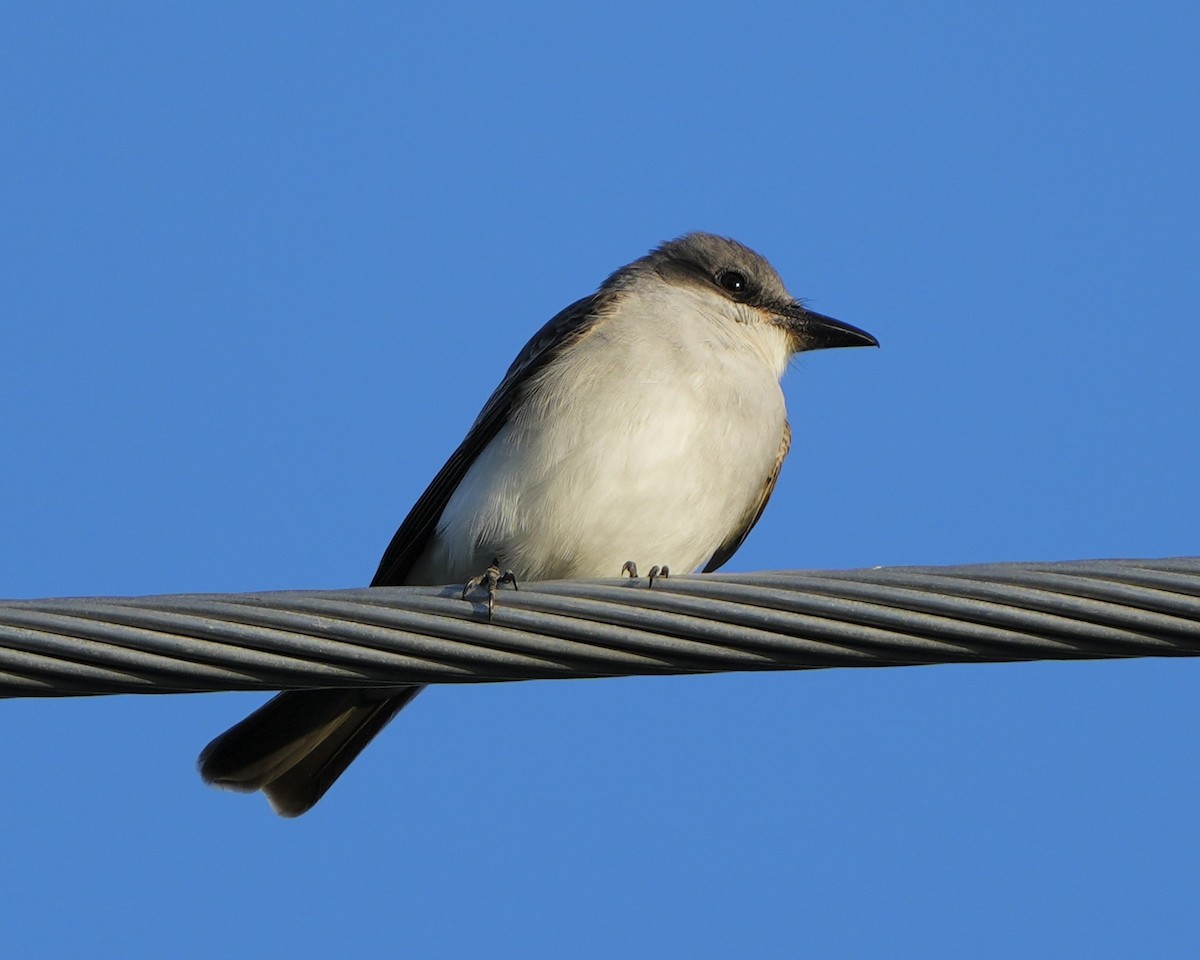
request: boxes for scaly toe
[462,558,518,620]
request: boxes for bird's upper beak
[776,302,878,352]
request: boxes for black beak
[778,303,878,352]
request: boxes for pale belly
[408,330,789,585]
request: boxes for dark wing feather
[372,292,611,586]
[702,422,791,573]
[198,292,615,818]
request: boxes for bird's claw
[462,557,518,620]
[621,561,669,588]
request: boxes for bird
[197,232,878,816]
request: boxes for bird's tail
[198,686,424,817]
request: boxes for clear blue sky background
[3,2,1198,957]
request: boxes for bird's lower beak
[778,303,878,352]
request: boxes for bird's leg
[462,557,519,620]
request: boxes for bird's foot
[462,557,518,620]
[621,561,669,588]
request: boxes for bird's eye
[717,270,747,294]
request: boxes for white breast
[408,284,792,584]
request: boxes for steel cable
[1,557,1198,698]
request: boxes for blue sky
[3,2,1199,956]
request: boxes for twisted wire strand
[1,557,1198,698]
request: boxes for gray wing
[702,422,791,573]
[372,292,612,586]
[198,301,621,818]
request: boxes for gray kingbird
[198,232,878,816]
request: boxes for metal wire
[2,557,1198,699]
